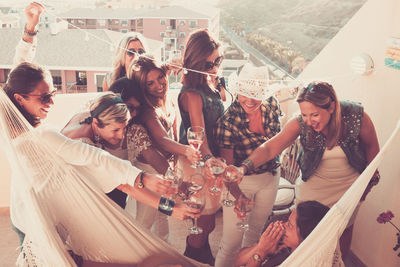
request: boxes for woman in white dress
[3,61,201,266]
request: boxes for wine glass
[236,193,254,231]
[187,126,205,167]
[164,166,182,200]
[206,157,226,194]
[222,165,242,207]
[177,173,205,200]
[184,190,206,235]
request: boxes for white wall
[290,0,400,265]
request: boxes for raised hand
[25,2,44,31]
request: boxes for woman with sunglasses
[4,62,201,266]
[239,81,380,260]
[102,32,147,91]
[177,28,227,265]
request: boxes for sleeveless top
[178,85,224,156]
[297,100,367,181]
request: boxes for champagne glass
[236,193,254,231]
[222,165,242,207]
[164,166,182,200]
[178,173,205,200]
[187,126,205,167]
[185,190,206,235]
[206,157,226,194]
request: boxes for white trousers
[125,161,169,242]
[215,170,279,267]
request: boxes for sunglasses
[126,48,146,57]
[21,90,57,104]
[204,56,223,71]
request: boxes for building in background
[58,5,219,60]
[0,28,162,93]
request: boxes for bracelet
[241,158,255,174]
[158,196,175,216]
[24,24,38,37]
[136,171,145,189]
[203,154,213,162]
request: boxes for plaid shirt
[215,97,282,175]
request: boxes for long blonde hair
[110,32,148,86]
[296,82,341,149]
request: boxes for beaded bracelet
[158,196,175,216]
[24,24,38,37]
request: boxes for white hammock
[0,89,206,266]
[280,120,400,266]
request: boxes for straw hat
[228,63,272,100]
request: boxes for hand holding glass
[187,126,205,167]
[222,165,242,207]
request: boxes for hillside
[220,0,366,60]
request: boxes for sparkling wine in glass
[164,166,182,200]
[185,191,206,234]
[187,126,205,167]
[236,194,254,231]
[222,165,242,207]
[207,157,226,194]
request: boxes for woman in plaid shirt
[215,64,283,267]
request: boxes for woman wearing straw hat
[214,63,282,267]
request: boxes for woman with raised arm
[177,28,227,265]
[240,81,380,259]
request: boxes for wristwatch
[136,171,145,189]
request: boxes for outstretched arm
[142,109,200,164]
[242,118,300,174]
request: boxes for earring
[94,133,101,144]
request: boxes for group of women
[4,2,382,267]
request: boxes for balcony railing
[67,85,87,94]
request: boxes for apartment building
[58,5,219,60]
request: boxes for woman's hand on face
[257,221,285,255]
[171,202,201,220]
[142,173,176,195]
[184,145,201,165]
[25,2,44,30]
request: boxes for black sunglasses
[21,90,57,105]
[204,56,223,71]
[126,48,146,57]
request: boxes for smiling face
[15,80,54,120]
[145,69,168,99]
[238,94,262,114]
[96,120,127,146]
[124,40,144,71]
[299,101,334,133]
[282,210,302,250]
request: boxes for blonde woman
[102,32,148,91]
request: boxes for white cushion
[274,177,295,207]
